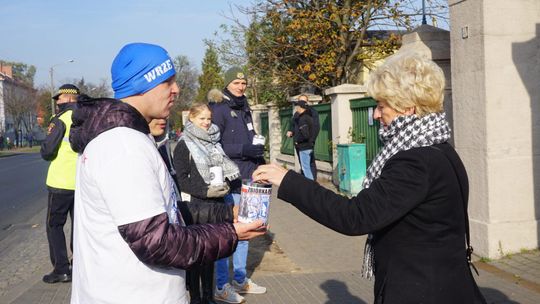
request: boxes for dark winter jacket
[277,143,485,304]
[210,90,265,190]
[69,97,238,269]
[293,111,314,151]
[173,140,233,225]
[289,106,320,144]
[41,103,78,161]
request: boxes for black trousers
[295,147,317,180]
[46,189,74,274]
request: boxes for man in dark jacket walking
[211,67,267,303]
[287,94,319,180]
[291,99,315,180]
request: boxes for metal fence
[279,108,294,155]
[350,97,381,166]
[312,103,332,162]
[260,112,269,146]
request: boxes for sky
[0,0,252,88]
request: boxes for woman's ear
[404,107,416,115]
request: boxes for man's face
[148,118,167,137]
[226,79,247,97]
[144,76,179,120]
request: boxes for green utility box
[337,143,366,196]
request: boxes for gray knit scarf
[180,121,240,184]
[361,112,451,280]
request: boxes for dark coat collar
[70,98,149,153]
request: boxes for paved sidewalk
[1,182,540,303]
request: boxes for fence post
[325,84,367,185]
[266,102,281,164]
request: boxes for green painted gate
[259,112,269,146]
[279,108,294,155]
[311,103,332,162]
[350,97,382,166]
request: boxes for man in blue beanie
[69,43,266,304]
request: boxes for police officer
[40,83,79,283]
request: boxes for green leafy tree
[36,87,53,127]
[0,60,36,86]
[213,0,447,102]
[196,45,223,102]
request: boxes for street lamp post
[421,0,427,25]
[49,59,75,115]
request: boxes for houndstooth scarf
[360,112,451,280]
[181,121,240,184]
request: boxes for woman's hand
[233,220,267,240]
[252,163,288,187]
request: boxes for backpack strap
[430,145,479,276]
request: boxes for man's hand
[233,220,267,240]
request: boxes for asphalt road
[0,153,49,241]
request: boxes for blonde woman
[173,103,241,304]
[253,52,487,304]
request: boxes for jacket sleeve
[298,116,312,143]
[40,117,66,161]
[277,151,430,236]
[172,140,209,199]
[288,112,297,133]
[118,212,238,269]
[294,115,312,144]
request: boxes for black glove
[242,144,264,158]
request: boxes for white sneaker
[232,278,267,294]
[214,283,245,303]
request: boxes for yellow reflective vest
[46,110,77,190]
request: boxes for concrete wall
[266,102,282,164]
[450,0,540,257]
[325,84,368,184]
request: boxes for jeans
[216,193,249,288]
[295,147,317,180]
[299,149,314,180]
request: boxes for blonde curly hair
[367,51,445,117]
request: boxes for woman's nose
[373,107,381,120]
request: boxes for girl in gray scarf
[173,103,240,304]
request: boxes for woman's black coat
[278,142,484,304]
[173,140,233,225]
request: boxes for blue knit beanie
[111,43,176,99]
